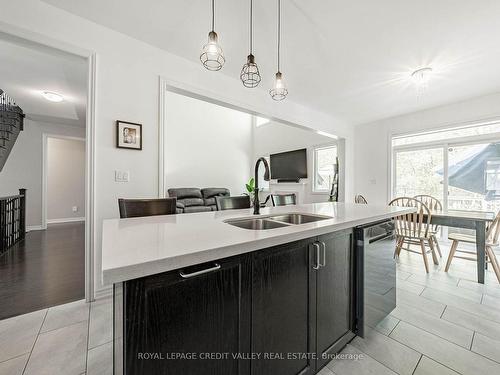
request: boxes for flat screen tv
[270,148,307,181]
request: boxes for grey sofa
[167,188,230,213]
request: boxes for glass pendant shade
[200,31,225,71]
[270,71,288,101]
[240,54,262,88]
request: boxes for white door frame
[42,134,86,228]
[0,27,98,303]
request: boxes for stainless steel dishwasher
[354,219,396,337]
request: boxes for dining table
[427,209,495,284]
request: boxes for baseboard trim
[47,217,85,224]
[26,225,44,232]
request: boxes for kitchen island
[102,202,413,375]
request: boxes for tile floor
[326,244,500,375]
[0,243,499,375]
[0,296,112,375]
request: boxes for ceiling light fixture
[270,0,288,101]
[200,0,225,71]
[41,91,64,103]
[240,0,261,88]
[411,67,432,87]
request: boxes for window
[392,123,500,214]
[394,147,444,198]
[392,120,500,147]
[486,158,500,198]
[313,145,337,192]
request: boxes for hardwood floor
[0,222,85,320]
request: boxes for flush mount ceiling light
[41,91,64,102]
[270,0,288,101]
[240,0,261,88]
[200,0,225,71]
[411,67,433,87]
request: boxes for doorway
[0,35,94,319]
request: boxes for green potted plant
[245,177,256,204]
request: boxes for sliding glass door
[393,139,500,213]
[394,147,445,202]
[447,143,500,212]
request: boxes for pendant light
[240,0,261,88]
[269,0,288,100]
[200,0,225,71]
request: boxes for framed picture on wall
[116,120,142,150]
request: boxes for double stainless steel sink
[225,213,331,230]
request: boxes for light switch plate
[115,170,121,182]
[115,170,130,182]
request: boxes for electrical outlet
[72,206,78,212]
[122,171,130,182]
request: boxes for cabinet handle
[312,243,321,270]
[320,241,326,267]
[179,263,221,278]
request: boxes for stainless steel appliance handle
[312,242,321,270]
[320,241,326,267]
[368,232,394,244]
[179,263,221,278]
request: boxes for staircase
[0,89,25,172]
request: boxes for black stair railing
[0,188,26,255]
[0,89,25,172]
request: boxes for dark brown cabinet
[315,230,354,369]
[249,231,354,374]
[119,230,355,375]
[123,255,252,375]
[251,239,316,375]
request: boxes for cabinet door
[124,255,251,375]
[316,230,353,369]
[251,239,316,375]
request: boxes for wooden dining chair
[215,195,251,211]
[445,211,500,283]
[118,197,177,218]
[389,197,439,273]
[413,195,443,257]
[271,193,296,207]
[354,194,368,204]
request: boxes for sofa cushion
[184,206,212,213]
[201,188,230,199]
[204,197,217,207]
[181,198,205,207]
[168,188,202,199]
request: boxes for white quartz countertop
[101,202,414,284]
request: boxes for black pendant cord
[249,0,253,54]
[211,0,215,32]
[277,0,281,72]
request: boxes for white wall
[165,91,252,195]
[0,119,85,227]
[0,0,354,295]
[354,92,500,205]
[47,137,85,222]
[253,121,338,203]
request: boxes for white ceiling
[0,33,87,127]
[42,0,500,125]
